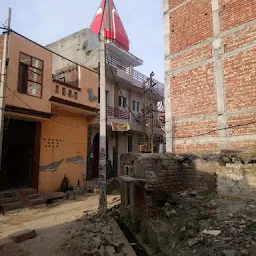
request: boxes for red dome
[90,0,130,51]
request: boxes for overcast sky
[0,0,164,82]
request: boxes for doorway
[128,135,133,152]
[0,118,38,190]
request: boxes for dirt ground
[0,194,131,256]
[145,192,256,256]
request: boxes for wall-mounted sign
[111,122,130,132]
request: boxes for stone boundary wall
[120,153,256,198]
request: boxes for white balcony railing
[106,53,130,74]
[106,53,164,97]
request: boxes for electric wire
[3,56,255,140]
[164,121,256,139]
[168,120,254,139]
[1,8,254,140]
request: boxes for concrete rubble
[10,229,36,243]
[131,189,256,256]
[60,210,136,256]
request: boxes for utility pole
[149,72,155,153]
[142,82,146,149]
[0,8,11,169]
[98,21,107,214]
[106,0,112,39]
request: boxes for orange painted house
[0,32,98,193]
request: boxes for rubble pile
[60,210,129,256]
[148,190,256,256]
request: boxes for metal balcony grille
[107,106,130,121]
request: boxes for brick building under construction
[163,0,256,153]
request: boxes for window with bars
[123,97,127,108]
[119,95,122,107]
[132,100,136,111]
[138,134,143,145]
[137,102,140,112]
[132,100,140,112]
[119,96,127,108]
[18,53,43,98]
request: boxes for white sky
[1,0,164,82]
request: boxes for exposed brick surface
[170,0,212,53]
[219,0,256,32]
[174,143,219,153]
[174,119,217,138]
[228,141,256,151]
[171,63,216,118]
[121,154,219,221]
[171,43,212,70]
[166,0,256,153]
[227,113,256,136]
[121,154,218,196]
[134,186,148,221]
[223,24,256,53]
[121,154,256,223]
[223,48,256,112]
[169,0,188,9]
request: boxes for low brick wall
[119,153,256,254]
[120,153,219,221]
[121,153,219,196]
[120,153,256,221]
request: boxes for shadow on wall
[119,152,256,216]
[118,152,256,254]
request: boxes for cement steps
[1,201,24,214]
[0,188,46,214]
[0,191,15,199]
[27,194,42,200]
[0,196,19,205]
[19,188,37,195]
[29,197,45,206]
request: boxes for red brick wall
[166,0,256,153]
[228,141,256,151]
[227,113,256,136]
[174,143,219,153]
[170,0,213,54]
[171,43,212,69]
[223,48,256,112]
[223,24,256,53]
[171,63,216,118]
[219,0,256,31]
[174,119,218,138]
[169,0,187,9]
